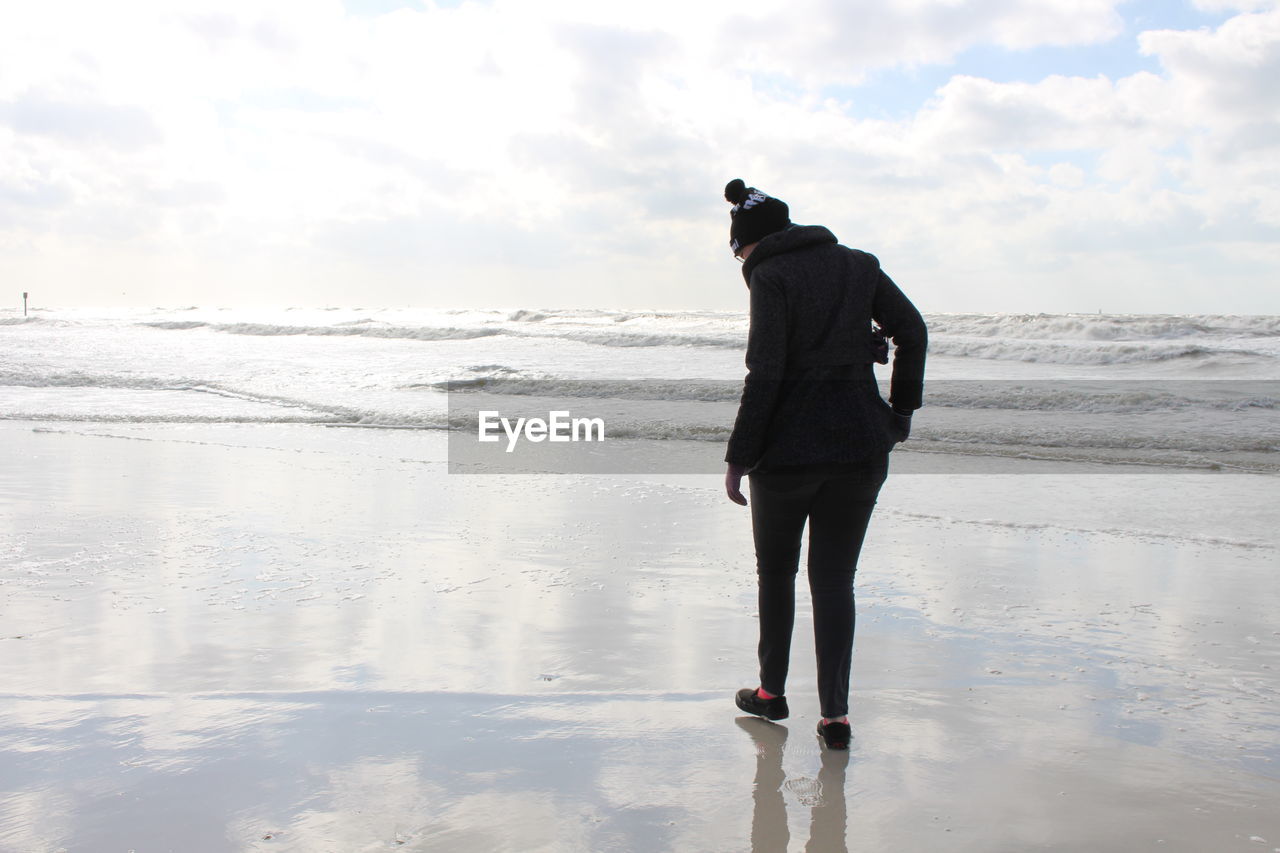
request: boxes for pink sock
[822,716,848,725]
[756,688,777,700]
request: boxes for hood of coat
[740,224,839,285]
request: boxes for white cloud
[1191,0,1279,11]
[722,0,1124,83]
[0,1,1276,311]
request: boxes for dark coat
[725,224,928,470]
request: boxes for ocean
[3,306,1277,474]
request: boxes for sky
[1,0,1278,313]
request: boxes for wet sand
[1,422,1277,852]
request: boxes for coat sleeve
[725,274,788,467]
[871,267,927,412]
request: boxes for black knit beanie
[725,178,791,254]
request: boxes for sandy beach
[5,0,1280,848]
[1,420,1276,852]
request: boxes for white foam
[2,306,1277,471]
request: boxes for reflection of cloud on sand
[0,783,75,853]
[228,756,444,852]
[0,691,751,851]
[3,425,1280,850]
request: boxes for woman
[721,178,927,750]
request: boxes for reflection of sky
[1,423,1278,850]
[856,509,1280,777]
[3,686,1276,851]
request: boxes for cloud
[554,22,676,123]
[0,94,162,150]
[673,7,1280,310]
[720,0,1125,84]
[1191,0,1279,11]
[138,181,227,207]
[0,1,1276,311]
[1140,8,1280,119]
[0,151,75,213]
[183,10,300,53]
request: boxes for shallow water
[1,423,1277,851]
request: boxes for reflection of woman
[722,179,927,750]
[738,716,850,853]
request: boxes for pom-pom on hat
[725,178,791,254]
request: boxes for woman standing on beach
[721,178,927,750]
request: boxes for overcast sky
[1,0,1277,313]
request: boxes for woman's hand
[725,463,749,505]
[890,408,913,443]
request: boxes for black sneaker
[816,719,851,750]
[735,687,789,721]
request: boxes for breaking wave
[120,310,1280,366]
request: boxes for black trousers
[748,454,888,719]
